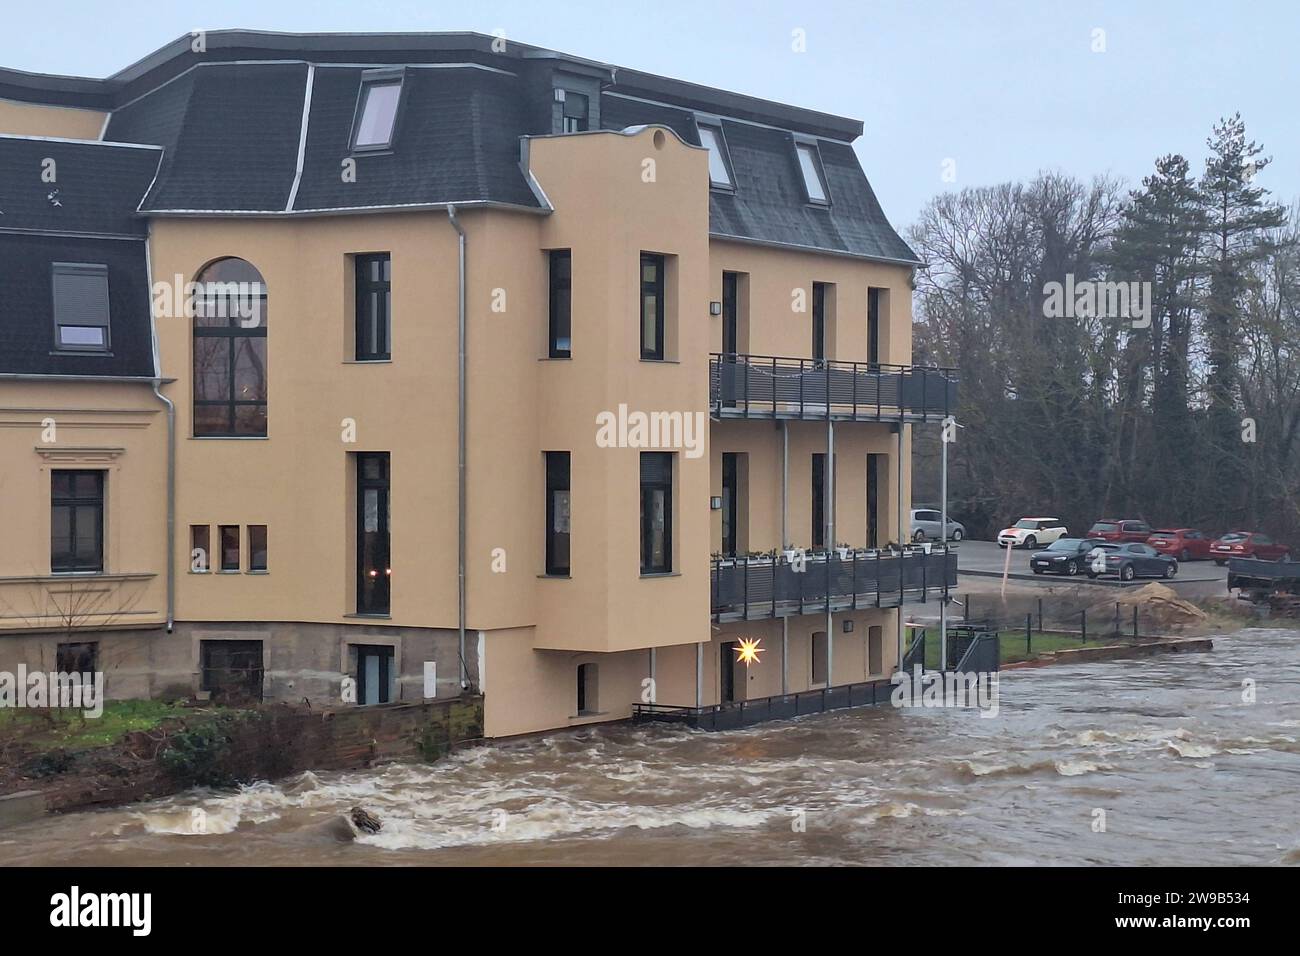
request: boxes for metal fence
[710,353,958,420]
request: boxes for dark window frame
[356,453,392,615]
[192,258,268,438]
[812,282,828,363]
[640,452,673,574]
[561,91,590,133]
[50,470,104,573]
[218,524,241,572]
[548,249,572,358]
[812,454,826,550]
[639,253,666,361]
[348,70,405,153]
[190,524,211,572]
[697,120,736,190]
[545,451,571,576]
[355,644,395,705]
[794,140,832,206]
[354,253,392,360]
[721,452,739,557]
[51,262,111,353]
[249,525,268,572]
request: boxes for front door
[720,641,737,703]
[356,645,395,705]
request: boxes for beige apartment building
[0,31,956,738]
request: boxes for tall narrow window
[51,471,103,573]
[640,452,673,573]
[796,142,830,204]
[576,663,598,714]
[548,250,572,358]
[561,92,589,133]
[812,282,827,363]
[720,642,737,703]
[721,272,739,356]
[193,258,268,437]
[698,123,733,188]
[640,253,665,360]
[52,263,111,352]
[219,525,240,571]
[351,75,403,150]
[867,288,882,367]
[867,454,882,548]
[545,452,571,576]
[190,525,210,572]
[355,253,391,360]
[811,631,829,686]
[357,453,391,614]
[868,626,883,676]
[249,525,268,572]
[721,452,739,557]
[812,454,826,550]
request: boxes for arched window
[192,258,268,436]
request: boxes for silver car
[910,508,964,542]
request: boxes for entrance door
[356,645,395,705]
[720,641,737,703]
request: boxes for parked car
[1086,542,1177,581]
[1087,519,1152,543]
[1029,537,1107,576]
[1147,528,1212,562]
[910,508,965,542]
[997,517,1067,549]
[1210,531,1292,565]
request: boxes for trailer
[1227,557,1300,616]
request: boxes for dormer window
[351,72,404,151]
[561,91,589,133]
[795,141,830,205]
[698,122,734,189]
[52,263,111,352]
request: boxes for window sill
[539,355,572,361]
[49,350,114,357]
[345,358,392,364]
[639,358,679,364]
[247,569,270,575]
[538,573,571,579]
[639,570,680,579]
[190,436,270,441]
[217,569,241,575]
[344,612,393,620]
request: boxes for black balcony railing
[710,547,956,621]
[710,353,957,421]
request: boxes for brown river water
[1,626,1298,866]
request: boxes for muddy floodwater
[2,627,1298,866]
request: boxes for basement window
[698,122,734,189]
[52,263,111,352]
[351,73,404,151]
[577,663,598,715]
[795,142,830,205]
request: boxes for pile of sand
[1087,582,1208,629]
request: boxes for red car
[1086,519,1152,543]
[1210,531,1293,565]
[1147,528,1212,562]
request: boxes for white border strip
[285,64,315,212]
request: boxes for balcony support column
[649,646,656,700]
[896,423,905,671]
[826,418,834,685]
[781,617,789,695]
[781,420,789,547]
[940,418,949,671]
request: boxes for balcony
[710,353,957,422]
[711,547,956,622]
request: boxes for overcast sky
[4,0,1297,230]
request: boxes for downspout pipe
[151,381,175,633]
[447,205,469,690]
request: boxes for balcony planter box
[782,548,802,564]
[835,547,851,560]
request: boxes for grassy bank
[910,629,1148,669]
[0,700,193,749]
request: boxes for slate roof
[0,137,159,377]
[1,30,918,256]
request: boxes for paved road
[952,539,1229,589]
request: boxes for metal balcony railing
[710,353,957,421]
[710,547,957,622]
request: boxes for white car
[997,517,1067,549]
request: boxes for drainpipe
[940,419,948,671]
[151,382,175,633]
[447,205,469,690]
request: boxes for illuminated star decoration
[735,638,763,665]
